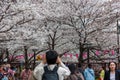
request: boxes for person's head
[68,63,76,74]
[10,66,14,70]
[46,50,58,65]
[78,63,82,68]
[100,66,105,71]
[25,66,30,71]
[108,61,117,71]
[88,63,92,68]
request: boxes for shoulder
[34,63,45,73]
[84,68,88,72]
[75,72,83,78]
[116,70,120,74]
[58,66,68,71]
[105,70,110,75]
[21,69,25,74]
[89,68,94,71]
[57,66,70,75]
[34,64,45,76]
[67,74,77,80]
[84,68,87,71]
[105,70,109,73]
[33,66,44,79]
[34,66,44,73]
[101,70,105,73]
[28,70,32,74]
[116,70,120,72]
[77,72,83,76]
[57,66,65,72]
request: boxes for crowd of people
[1,50,120,80]
[33,50,120,80]
[0,63,18,80]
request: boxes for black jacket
[104,70,120,80]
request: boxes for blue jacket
[84,68,95,80]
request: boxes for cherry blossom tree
[40,0,120,63]
[0,0,120,64]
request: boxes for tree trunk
[24,46,28,68]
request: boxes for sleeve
[104,71,107,80]
[100,70,105,80]
[33,62,45,80]
[117,70,120,80]
[83,70,86,79]
[59,62,71,76]
[93,70,95,79]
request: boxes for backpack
[42,66,59,80]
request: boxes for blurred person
[2,67,9,80]
[34,50,70,80]
[20,67,32,80]
[77,63,84,75]
[65,63,84,80]
[84,63,95,80]
[4,64,15,80]
[99,66,105,80]
[104,62,120,80]
[0,65,4,79]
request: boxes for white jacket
[33,62,70,80]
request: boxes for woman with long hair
[104,61,120,80]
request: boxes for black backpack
[42,66,59,80]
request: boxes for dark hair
[108,61,117,71]
[46,50,58,65]
[78,63,82,68]
[25,66,30,71]
[102,66,105,70]
[68,64,76,74]
[0,65,2,68]
[88,63,92,68]
[10,66,14,70]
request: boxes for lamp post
[117,20,120,62]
